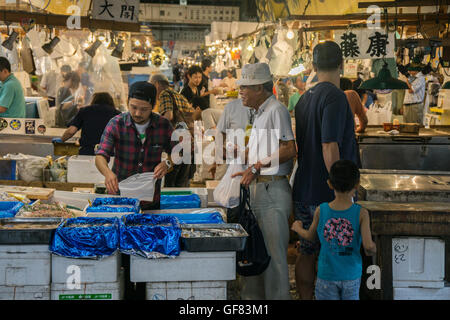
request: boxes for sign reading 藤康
[92,0,140,23]
[335,29,395,60]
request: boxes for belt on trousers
[404,102,422,106]
[255,175,287,183]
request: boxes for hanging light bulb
[219,48,225,55]
[145,39,151,47]
[135,39,141,46]
[247,44,253,51]
[82,42,89,48]
[286,30,295,40]
[98,34,106,42]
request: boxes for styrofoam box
[51,252,121,284]
[67,155,114,184]
[0,245,50,286]
[130,251,236,282]
[162,187,208,208]
[146,281,227,300]
[51,271,124,300]
[394,284,450,300]
[0,285,50,300]
[392,237,445,287]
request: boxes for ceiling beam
[358,1,450,8]
[288,13,450,21]
[0,10,140,32]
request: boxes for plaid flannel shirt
[96,112,175,205]
[157,87,193,116]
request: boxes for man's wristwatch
[165,159,173,170]
[250,165,260,175]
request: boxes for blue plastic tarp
[153,212,224,224]
[160,194,201,209]
[119,214,181,258]
[0,201,24,218]
[50,217,120,259]
[86,197,140,213]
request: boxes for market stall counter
[357,201,450,300]
[358,172,450,300]
[357,126,450,171]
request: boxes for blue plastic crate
[153,212,224,224]
[160,194,201,209]
[86,197,140,213]
[119,214,181,258]
[0,201,24,218]
[50,217,120,258]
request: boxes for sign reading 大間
[335,29,395,60]
[92,0,140,23]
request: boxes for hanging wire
[28,0,52,11]
[302,0,311,16]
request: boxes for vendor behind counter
[0,57,26,118]
[56,92,121,155]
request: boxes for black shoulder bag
[236,185,271,276]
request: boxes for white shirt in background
[217,98,252,133]
[40,71,60,98]
[221,77,237,91]
[404,72,426,104]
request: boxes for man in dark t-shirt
[292,41,359,300]
[58,93,121,155]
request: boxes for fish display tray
[0,218,63,244]
[181,224,248,252]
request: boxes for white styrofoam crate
[161,187,208,208]
[146,281,227,300]
[67,155,113,184]
[130,251,236,282]
[51,271,124,300]
[51,252,121,284]
[0,245,50,286]
[392,237,445,287]
[394,284,450,300]
[0,285,50,300]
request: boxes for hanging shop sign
[92,0,140,23]
[335,29,395,60]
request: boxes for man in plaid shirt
[151,74,194,187]
[95,81,175,210]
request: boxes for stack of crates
[130,251,236,300]
[392,237,450,300]
[0,245,51,300]
[50,253,124,300]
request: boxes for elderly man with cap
[95,81,175,210]
[232,63,297,300]
[150,73,194,187]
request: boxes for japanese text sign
[335,29,395,60]
[92,0,140,23]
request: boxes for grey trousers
[240,178,292,300]
[403,102,424,124]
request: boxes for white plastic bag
[3,153,50,182]
[119,172,156,201]
[366,102,392,125]
[213,164,244,208]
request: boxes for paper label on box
[59,293,112,300]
